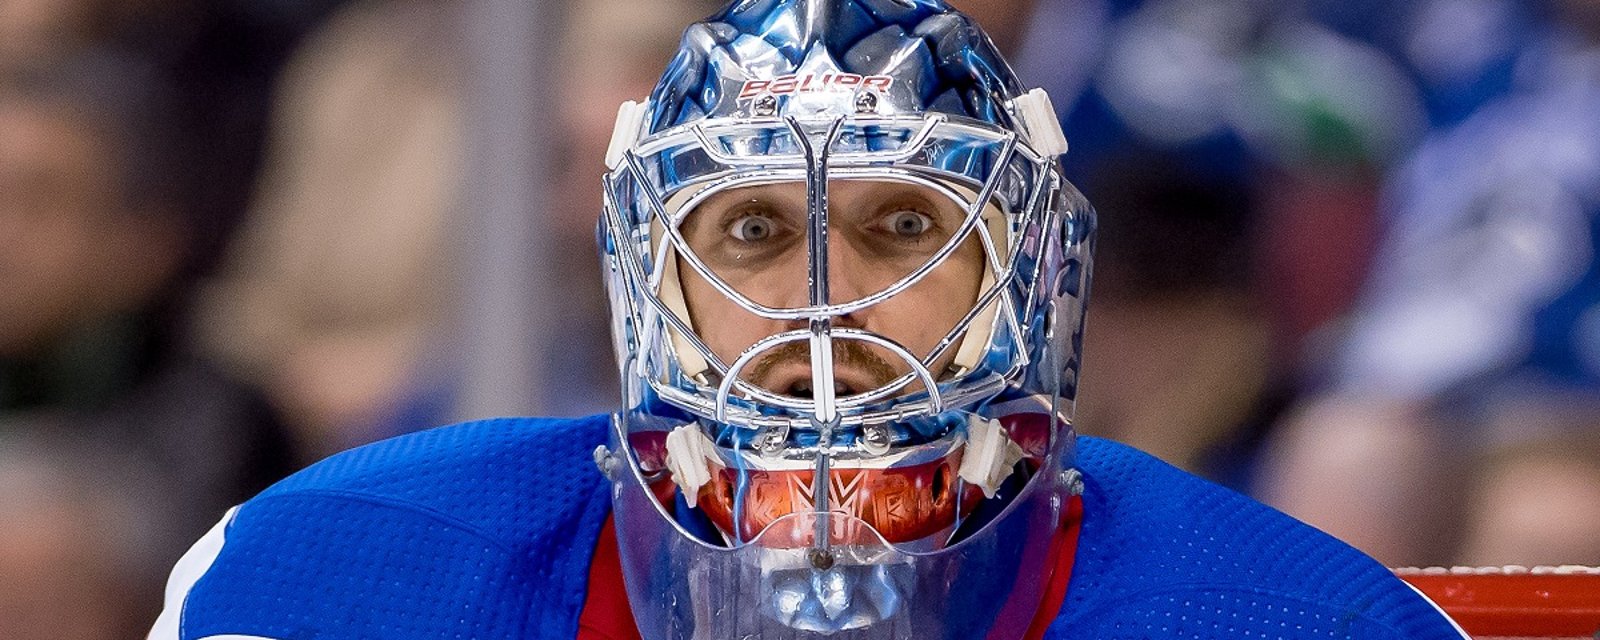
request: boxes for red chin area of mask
[695,459,986,547]
[627,412,1057,548]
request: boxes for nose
[775,239,874,329]
[826,238,874,308]
[765,232,873,324]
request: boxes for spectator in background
[194,0,467,458]
[0,55,299,634]
[0,0,96,68]
[1259,0,1600,567]
[1074,149,1271,475]
[1009,0,1431,483]
[191,0,736,457]
[2,1,347,637]
[0,58,297,507]
[1300,0,1537,129]
[0,430,171,640]
[197,0,1047,455]
[0,0,349,272]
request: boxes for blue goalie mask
[596,1,1095,637]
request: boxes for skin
[1458,444,1600,565]
[677,179,986,397]
[0,101,182,358]
[0,453,144,640]
[1258,398,1462,566]
[1262,397,1600,566]
[0,0,92,66]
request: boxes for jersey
[149,415,1467,639]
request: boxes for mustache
[746,339,901,390]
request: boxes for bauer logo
[739,73,894,99]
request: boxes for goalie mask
[596,1,1094,637]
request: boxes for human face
[0,103,115,355]
[675,179,987,398]
[0,101,180,357]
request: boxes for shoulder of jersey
[1050,437,1468,639]
[159,415,617,640]
[250,414,614,544]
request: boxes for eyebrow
[687,181,962,231]
[844,184,959,219]
[697,185,802,215]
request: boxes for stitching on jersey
[245,489,523,556]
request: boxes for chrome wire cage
[593,1,1096,636]
[602,113,1081,439]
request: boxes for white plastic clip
[958,415,1026,499]
[605,100,650,170]
[664,424,723,507]
[1012,88,1069,156]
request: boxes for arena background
[2,0,1597,636]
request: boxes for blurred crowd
[2,0,1598,637]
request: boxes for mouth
[744,341,904,400]
[786,379,863,399]
[756,362,887,400]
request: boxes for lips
[744,340,904,398]
[769,363,891,400]
[786,379,862,399]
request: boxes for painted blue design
[647,0,1020,134]
[598,3,1100,637]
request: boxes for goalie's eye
[729,213,777,242]
[886,210,934,238]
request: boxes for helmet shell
[646,0,1025,133]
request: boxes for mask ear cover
[651,206,713,384]
[606,100,650,170]
[1011,89,1068,157]
[610,99,714,382]
[948,196,1010,376]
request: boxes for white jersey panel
[148,507,241,640]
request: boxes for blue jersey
[150,416,1465,639]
